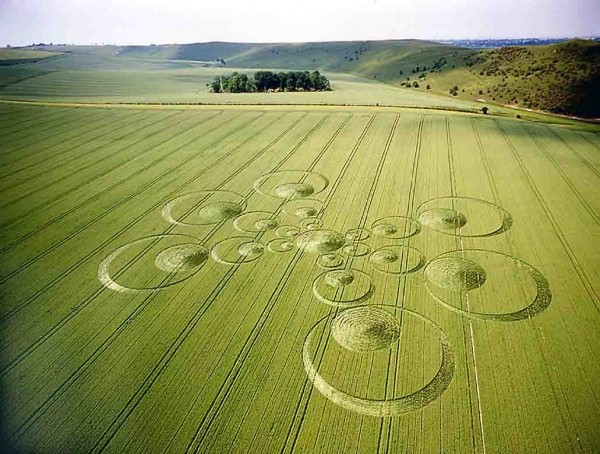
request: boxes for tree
[481,106,489,114]
[426,84,431,90]
[412,81,419,88]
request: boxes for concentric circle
[300,217,324,230]
[303,305,455,416]
[424,249,551,321]
[155,244,209,272]
[345,228,371,242]
[371,216,421,239]
[312,269,373,307]
[369,245,425,275]
[233,211,280,233]
[282,199,324,219]
[162,190,246,226]
[98,234,208,293]
[342,243,370,258]
[296,229,346,254]
[210,237,266,265]
[267,238,295,253]
[317,253,344,269]
[331,306,401,352]
[417,197,512,237]
[276,225,300,238]
[253,170,329,199]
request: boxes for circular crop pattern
[417,197,512,237]
[282,199,324,219]
[98,234,208,293]
[211,237,266,265]
[369,245,425,275]
[300,217,324,230]
[296,229,346,254]
[424,249,551,321]
[155,244,209,273]
[425,257,487,291]
[345,228,371,242]
[371,216,421,239]
[341,243,370,258]
[331,306,401,352]
[303,305,455,416]
[233,211,280,233]
[162,190,246,227]
[312,269,373,307]
[253,170,329,199]
[317,253,344,269]
[267,238,295,253]
[276,225,300,238]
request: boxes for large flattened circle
[162,190,246,227]
[296,229,346,255]
[417,196,512,237]
[312,269,374,307]
[253,170,329,199]
[424,249,551,321]
[303,305,455,417]
[98,234,208,293]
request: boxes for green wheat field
[1,100,599,452]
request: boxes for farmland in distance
[0,101,599,453]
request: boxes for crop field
[1,101,599,453]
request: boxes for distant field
[1,102,599,452]
[0,48,62,65]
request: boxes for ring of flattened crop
[98,234,208,293]
[423,249,551,321]
[303,305,455,417]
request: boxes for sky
[1,0,599,47]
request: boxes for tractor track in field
[7,111,321,444]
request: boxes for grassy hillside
[114,39,599,118]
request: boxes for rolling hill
[114,39,600,118]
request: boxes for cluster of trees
[209,70,331,93]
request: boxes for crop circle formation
[233,211,280,233]
[303,305,455,416]
[312,269,373,306]
[98,234,208,293]
[371,216,421,239]
[295,229,346,255]
[369,245,425,275]
[162,190,246,226]
[282,198,324,219]
[417,196,512,237]
[253,170,329,199]
[424,249,552,321]
[210,237,266,265]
